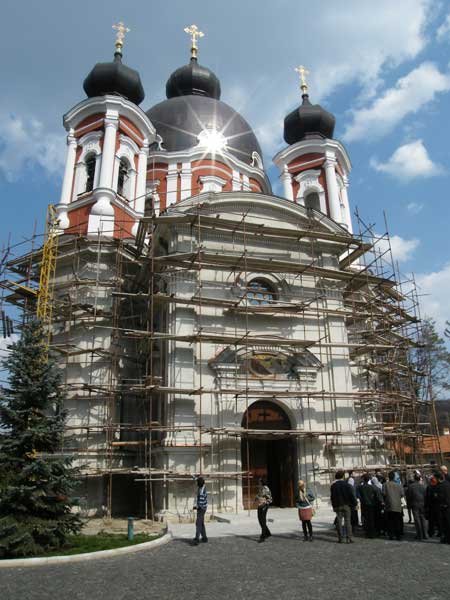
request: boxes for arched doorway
[241,400,297,509]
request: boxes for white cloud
[343,63,450,142]
[416,263,450,333]
[376,234,420,263]
[390,235,420,262]
[0,112,64,182]
[309,1,432,101]
[370,140,443,180]
[407,202,424,214]
[231,1,434,159]
[437,13,450,41]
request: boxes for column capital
[104,116,119,129]
[67,132,77,146]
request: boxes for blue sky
[1,0,450,336]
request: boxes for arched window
[85,154,96,193]
[246,279,276,305]
[117,158,129,198]
[304,191,321,211]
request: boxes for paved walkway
[2,509,450,600]
[169,505,336,539]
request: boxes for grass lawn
[35,532,162,557]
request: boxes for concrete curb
[0,531,172,568]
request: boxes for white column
[134,146,149,214]
[180,161,192,200]
[55,132,77,229]
[324,156,341,223]
[242,174,250,191]
[281,165,294,201]
[89,116,118,236]
[98,117,118,188]
[341,175,353,233]
[132,146,149,236]
[166,163,178,207]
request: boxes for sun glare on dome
[197,128,227,153]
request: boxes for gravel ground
[2,526,449,600]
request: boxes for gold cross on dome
[295,65,310,94]
[184,24,204,59]
[113,21,130,52]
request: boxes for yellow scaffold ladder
[36,204,59,350]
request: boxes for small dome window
[85,154,96,193]
[246,279,276,305]
[117,158,130,198]
[304,191,320,212]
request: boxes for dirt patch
[81,518,165,536]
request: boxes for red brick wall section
[65,204,93,236]
[114,205,135,239]
[119,117,144,147]
[249,178,262,192]
[74,113,104,137]
[288,153,324,173]
[191,159,232,196]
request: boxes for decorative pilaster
[88,116,118,236]
[55,131,77,230]
[324,156,341,223]
[180,161,192,200]
[166,163,178,207]
[232,170,242,191]
[242,174,251,191]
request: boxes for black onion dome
[166,57,221,99]
[284,94,335,144]
[146,95,262,164]
[83,52,145,105]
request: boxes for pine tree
[0,320,82,558]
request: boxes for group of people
[330,465,450,544]
[191,465,450,545]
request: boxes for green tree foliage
[0,320,82,558]
[415,318,450,400]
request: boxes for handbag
[299,506,313,521]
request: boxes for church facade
[24,24,421,518]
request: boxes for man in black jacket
[331,469,357,543]
[436,471,450,544]
[406,472,427,540]
[357,473,379,538]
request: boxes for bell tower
[273,66,353,232]
[55,23,155,238]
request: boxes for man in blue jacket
[193,476,208,545]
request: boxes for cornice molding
[64,95,156,144]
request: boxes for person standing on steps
[296,480,315,541]
[330,469,357,543]
[255,478,272,542]
[192,476,208,545]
